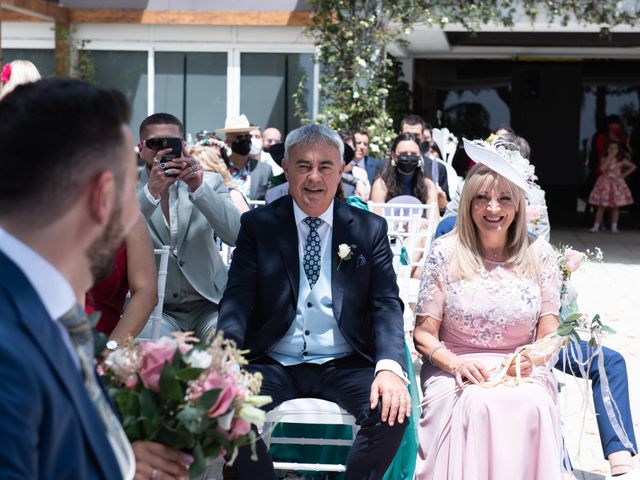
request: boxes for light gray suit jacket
[137,169,241,305]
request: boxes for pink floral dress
[588,159,634,207]
[414,236,563,480]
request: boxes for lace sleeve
[537,240,561,317]
[416,239,449,320]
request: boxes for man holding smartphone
[137,113,241,341]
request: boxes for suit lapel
[0,253,119,478]
[176,182,193,249]
[331,201,354,324]
[275,196,300,304]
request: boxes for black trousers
[228,355,407,480]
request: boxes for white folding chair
[247,199,266,209]
[262,398,359,473]
[149,246,170,340]
[368,198,438,334]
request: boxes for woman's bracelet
[429,345,446,365]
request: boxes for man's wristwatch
[106,340,119,352]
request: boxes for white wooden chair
[149,246,170,340]
[368,198,438,335]
[262,398,359,474]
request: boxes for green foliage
[305,0,640,153]
[53,26,97,85]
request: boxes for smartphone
[145,137,182,161]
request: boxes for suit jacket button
[307,302,313,308]
[173,293,179,298]
[305,330,310,336]
[179,260,185,266]
[302,351,308,356]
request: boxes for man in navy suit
[218,124,410,479]
[352,129,383,184]
[0,79,191,479]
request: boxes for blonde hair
[0,60,41,100]
[451,163,538,280]
[189,145,236,188]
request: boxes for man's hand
[132,441,192,480]
[147,147,180,198]
[175,147,203,192]
[370,370,411,427]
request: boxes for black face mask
[231,137,252,156]
[396,154,420,174]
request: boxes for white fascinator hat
[462,137,537,197]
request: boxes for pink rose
[564,249,583,273]
[125,375,138,390]
[229,419,251,440]
[526,204,542,223]
[138,339,179,392]
[193,371,239,419]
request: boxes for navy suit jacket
[357,155,383,185]
[0,252,120,479]
[217,196,406,369]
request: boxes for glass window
[89,51,148,133]
[2,49,54,78]
[154,52,227,139]
[240,53,314,135]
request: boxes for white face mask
[250,138,263,157]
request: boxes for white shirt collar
[0,228,76,320]
[292,199,334,228]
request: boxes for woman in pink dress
[588,141,636,233]
[413,138,563,479]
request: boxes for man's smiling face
[284,142,345,217]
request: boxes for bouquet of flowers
[100,332,271,478]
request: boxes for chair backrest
[247,199,266,209]
[262,398,359,473]
[149,246,171,340]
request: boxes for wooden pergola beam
[68,9,311,26]
[1,0,68,23]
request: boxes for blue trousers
[228,355,407,480]
[555,341,638,458]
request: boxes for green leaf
[600,325,617,334]
[114,390,139,418]
[176,406,204,434]
[196,389,221,410]
[565,313,582,323]
[155,425,194,450]
[556,323,576,337]
[189,442,207,479]
[159,361,183,402]
[176,367,205,382]
[139,389,157,422]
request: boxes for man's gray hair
[283,124,344,164]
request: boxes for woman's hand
[437,187,448,210]
[452,359,490,388]
[504,354,533,378]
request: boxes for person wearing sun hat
[217,114,272,200]
[413,135,565,479]
[438,133,551,242]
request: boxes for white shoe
[588,225,600,233]
[611,228,620,234]
[606,467,640,480]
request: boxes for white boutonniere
[337,243,357,270]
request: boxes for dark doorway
[413,59,640,228]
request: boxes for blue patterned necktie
[58,304,131,466]
[303,217,322,288]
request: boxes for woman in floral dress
[413,139,564,479]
